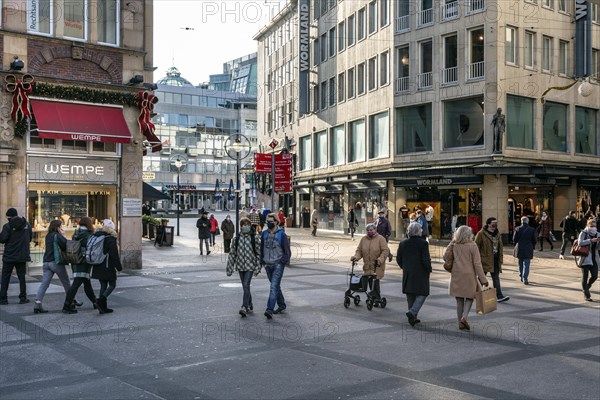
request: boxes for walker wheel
[344,297,351,308]
[354,296,360,306]
[380,298,387,309]
[366,299,373,311]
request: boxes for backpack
[235,233,258,258]
[85,235,108,265]
[60,239,85,265]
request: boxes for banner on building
[575,0,593,77]
[298,0,310,116]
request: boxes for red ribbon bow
[137,90,161,154]
[5,74,35,122]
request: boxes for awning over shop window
[30,99,132,144]
[143,182,169,201]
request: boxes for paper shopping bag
[476,287,497,315]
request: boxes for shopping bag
[476,286,497,315]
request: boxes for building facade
[0,0,154,268]
[255,0,600,240]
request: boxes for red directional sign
[254,153,293,193]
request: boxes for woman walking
[62,217,98,314]
[91,220,122,314]
[34,220,74,313]
[537,212,553,251]
[446,226,489,330]
[226,217,261,317]
[351,223,389,302]
[576,218,599,301]
[196,211,211,255]
[311,209,318,236]
[209,214,219,246]
[221,215,235,253]
[348,206,358,241]
[396,222,432,326]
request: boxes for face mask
[241,226,251,234]
[367,231,375,238]
[267,222,276,229]
[542,215,547,220]
[588,227,598,235]
[226,217,230,220]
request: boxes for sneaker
[273,307,286,314]
[248,305,254,312]
[559,254,564,259]
[498,296,510,303]
[19,298,30,304]
[239,307,247,317]
[264,310,273,319]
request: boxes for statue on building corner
[491,108,505,154]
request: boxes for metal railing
[466,0,485,14]
[417,8,434,27]
[395,76,410,93]
[418,72,433,89]
[395,15,410,33]
[442,67,458,84]
[467,61,485,80]
[442,2,459,20]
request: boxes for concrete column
[395,187,408,238]
[387,181,397,239]
[554,182,578,232]
[482,175,508,234]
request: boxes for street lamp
[225,133,251,236]
[170,155,187,236]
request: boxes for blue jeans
[406,294,427,317]
[238,271,254,309]
[518,258,531,281]
[265,264,286,312]
[36,262,71,301]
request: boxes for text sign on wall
[298,0,310,116]
[575,0,592,77]
[28,156,119,184]
[122,198,142,217]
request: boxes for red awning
[30,99,132,144]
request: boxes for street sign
[269,138,279,149]
[253,152,293,193]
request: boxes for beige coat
[446,241,488,298]
[354,233,389,279]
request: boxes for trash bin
[164,226,174,246]
[285,217,293,228]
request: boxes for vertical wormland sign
[298,0,310,116]
[574,0,593,77]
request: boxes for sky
[153,0,287,85]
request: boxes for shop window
[443,96,484,149]
[543,101,568,152]
[396,103,432,153]
[369,111,389,159]
[92,142,116,152]
[28,124,56,149]
[62,139,88,152]
[575,107,598,155]
[300,135,312,170]
[330,124,346,165]
[506,95,535,149]
[315,130,328,168]
[349,118,366,162]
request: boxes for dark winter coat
[560,216,579,239]
[91,228,122,281]
[396,236,432,296]
[375,217,392,242]
[71,228,92,278]
[43,231,67,263]
[514,223,536,259]
[537,217,552,238]
[196,217,211,239]
[0,216,32,262]
[221,218,235,240]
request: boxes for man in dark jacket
[221,215,235,253]
[513,216,536,285]
[196,212,211,255]
[375,210,393,262]
[0,208,33,304]
[559,210,580,259]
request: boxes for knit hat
[6,208,18,218]
[103,219,116,230]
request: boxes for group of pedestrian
[0,208,122,314]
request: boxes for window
[468,28,485,79]
[329,27,336,57]
[543,102,567,152]
[312,84,320,112]
[338,21,346,52]
[380,51,389,86]
[524,31,536,68]
[592,2,599,23]
[347,14,356,46]
[97,0,119,45]
[443,35,458,84]
[418,0,434,26]
[397,45,410,91]
[506,27,517,64]
[347,67,356,98]
[369,111,389,159]
[357,62,366,95]
[575,107,598,155]
[542,36,553,72]
[558,0,568,13]
[443,96,485,148]
[506,95,535,149]
[63,0,87,40]
[320,81,327,109]
[542,0,554,9]
[559,40,568,75]
[396,104,432,153]
[358,7,366,41]
[349,118,366,162]
[380,0,389,27]
[419,40,433,88]
[368,1,377,34]
[338,72,345,102]
[313,38,320,66]
[315,130,328,168]
[368,57,377,91]
[329,77,336,106]
[442,0,459,20]
[593,49,599,78]
[300,136,312,170]
[321,32,328,62]
[331,125,346,165]
[28,0,52,35]
[397,0,410,31]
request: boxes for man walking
[513,216,536,285]
[348,206,359,241]
[261,213,291,319]
[475,217,509,302]
[415,208,429,239]
[0,208,33,304]
[559,210,579,259]
[375,210,393,262]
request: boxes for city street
[1,214,599,400]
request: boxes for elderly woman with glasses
[351,223,389,303]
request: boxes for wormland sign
[298,0,310,116]
[27,156,119,184]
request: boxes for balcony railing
[418,72,433,89]
[466,0,485,14]
[442,2,459,20]
[442,66,458,84]
[395,76,410,93]
[467,61,485,80]
[417,8,434,27]
[395,15,410,33]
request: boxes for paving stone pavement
[1,215,599,399]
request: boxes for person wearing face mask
[351,223,389,303]
[576,219,600,301]
[536,212,554,252]
[260,213,291,319]
[221,215,235,253]
[475,217,509,303]
[227,218,262,316]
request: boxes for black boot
[96,296,113,314]
[33,301,48,314]
[62,303,77,314]
[103,296,113,313]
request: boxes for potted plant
[142,214,151,237]
[144,215,160,240]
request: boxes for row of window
[28,129,117,153]
[153,92,256,109]
[299,95,598,170]
[152,114,241,131]
[143,158,237,174]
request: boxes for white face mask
[588,227,597,235]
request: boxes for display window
[507,186,554,239]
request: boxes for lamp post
[170,155,187,236]
[225,133,251,236]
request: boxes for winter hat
[102,219,116,230]
[6,208,18,218]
